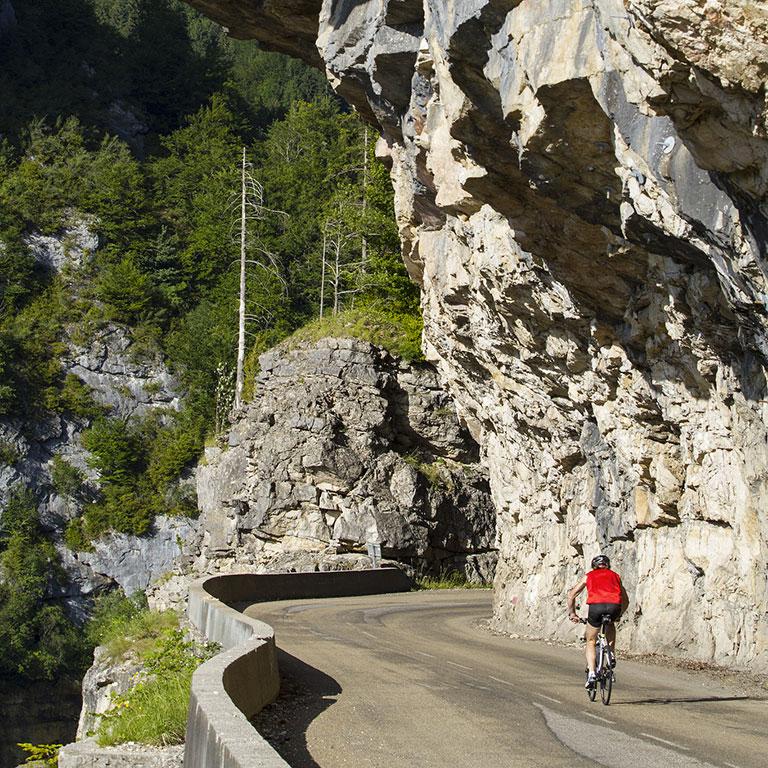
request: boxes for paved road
[245,591,766,768]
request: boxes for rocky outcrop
[75,647,144,740]
[25,217,98,272]
[0,318,188,614]
[192,338,496,581]
[185,0,768,669]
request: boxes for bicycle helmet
[591,554,610,569]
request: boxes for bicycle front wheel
[585,670,597,702]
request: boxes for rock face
[75,647,144,740]
[193,338,496,580]
[0,319,189,616]
[0,218,189,613]
[186,0,768,669]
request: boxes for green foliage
[15,742,62,766]
[288,306,424,362]
[0,489,88,681]
[0,282,68,418]
[416,570,491,590]
[87,598,219,748]
[50,455,87,499]
[82,418,144,484]
[0,0,421,548]
[402,453,454,490]
[64,517,93,553]
[77,411,202,539]
[87,592,215,746]
[96,257,156,324]
[52,375,104,420]
[0,440,21,466]
[96,627,217,747]
[87,590,178,659]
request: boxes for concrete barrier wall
[183,568,412,768]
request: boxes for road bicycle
[581,615,615,705]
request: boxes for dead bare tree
[319,192,368,317]
[232,147,287,410]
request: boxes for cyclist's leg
[585,623,599,673]
[606,620,616,652]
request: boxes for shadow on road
[613,695,765,706]
[251,648,341,768]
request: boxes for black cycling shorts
[587,603,621,628]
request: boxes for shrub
[87,590,178,660]
[0,489,88,681]
[51,374,104,420]
[0,440,20,466]
[50,455,86,499]
[16,742,62,766]
[63,517,92,552]
[416,570,491,590]
[96,257,156,324]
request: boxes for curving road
[245,590,766,768]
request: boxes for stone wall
[185,0,768,669]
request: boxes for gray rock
[70,515,199,597]
[76,647,144,740]
[193,339,496,581]
[25,218,99,272]
[184,0,768,669]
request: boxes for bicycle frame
[582,614,615,704]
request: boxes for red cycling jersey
[586,568,622,604]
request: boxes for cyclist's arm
[566,577,586,622]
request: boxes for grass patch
[286,305,424,362]
[88,591,218,747]
[96,629,216,747]
[416,570,491,590]
[87,591,178,661]
[402,453,455,490]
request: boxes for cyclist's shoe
[585,672,597,689]
[610,657,617,669]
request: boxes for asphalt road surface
[245,590,767,768]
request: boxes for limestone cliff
[186,0,768,669]
[190,338,496,580]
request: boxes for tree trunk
[234,146,247,411]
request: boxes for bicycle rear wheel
[600,668,613,704]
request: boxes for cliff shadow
[250,649,342,768]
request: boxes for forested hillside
[0,0,418,697]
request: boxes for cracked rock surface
[185,0,768,669]
[193,338,496,581]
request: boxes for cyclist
[566,554,627,688]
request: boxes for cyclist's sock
[585,671,596,688]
